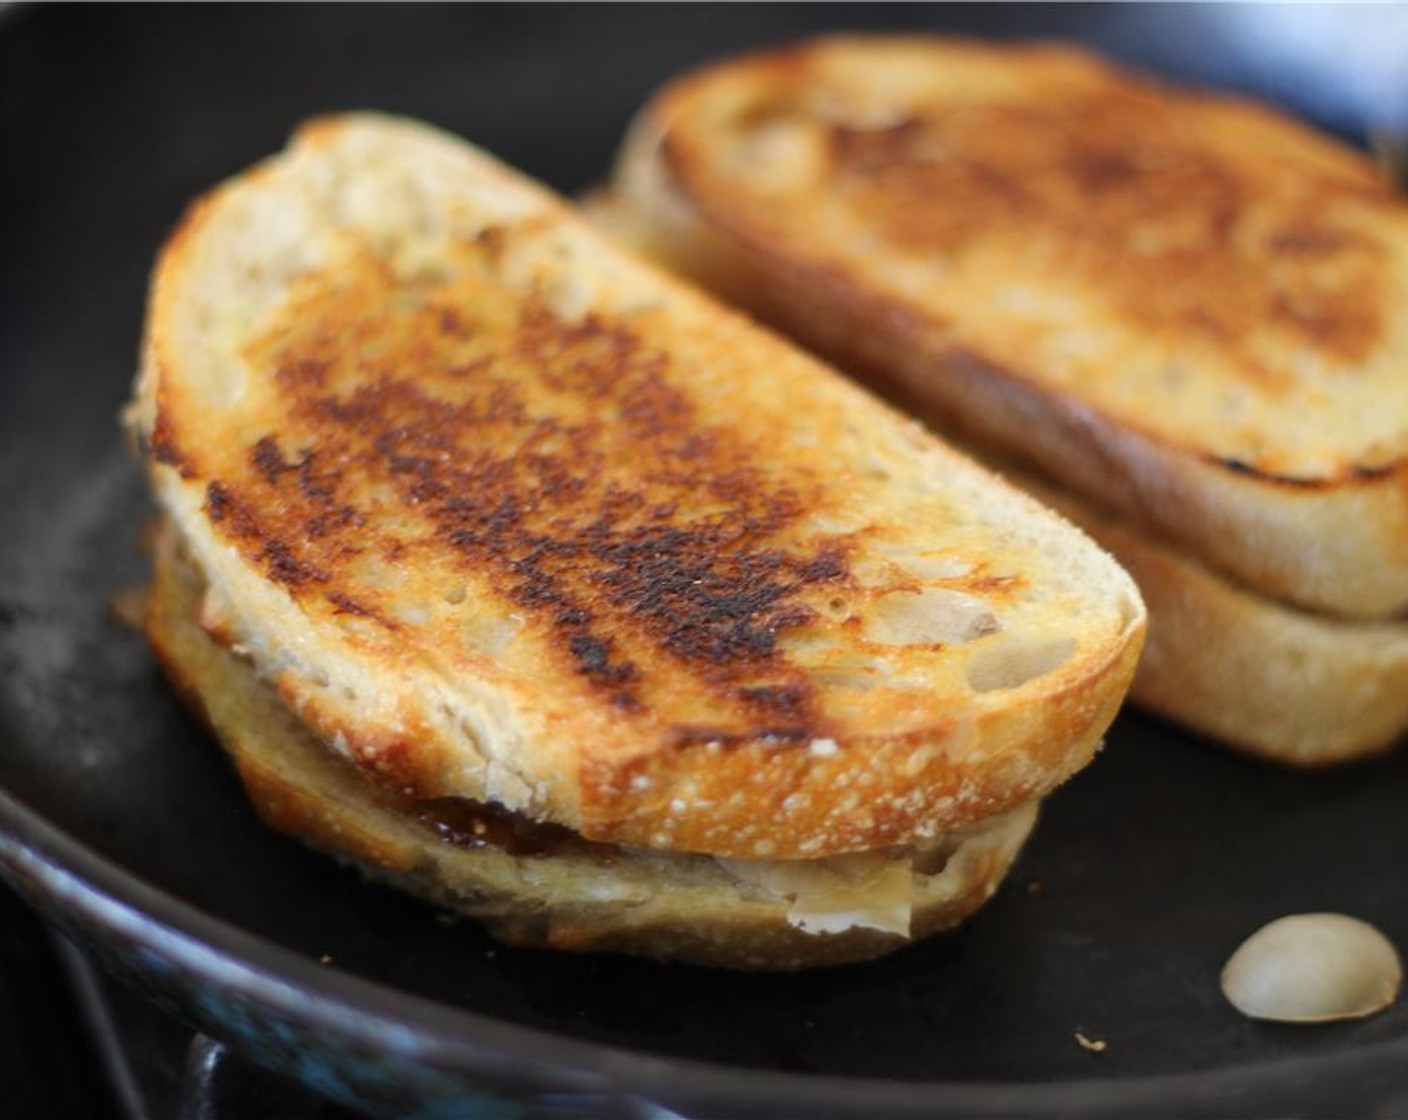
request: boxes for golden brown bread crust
[146,521,1037,968]
[1107,520,1408,767]
[609,36,1408,619]
[997,469,1408,765]
[132,114,1144,859]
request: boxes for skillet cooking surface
[3,4,1408,1113]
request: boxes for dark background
[2,5,1407,1116]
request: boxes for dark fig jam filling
[412,797,603,858]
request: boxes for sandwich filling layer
[149,520,1036,944]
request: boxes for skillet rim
[1,782,1406,1116]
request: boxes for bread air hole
[542,272,593,321]
[811,665,879,693]
[393,603,432,627]
[461,610,519,658]
[351,554,408,592]
[819,596,851,622]
[201,352,248,408]
[874,545,975,581]
[965,636,1076,693]
[867,587,1000,646]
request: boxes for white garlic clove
[1221,913,1402,1023]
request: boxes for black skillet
[4,5,1408,1116]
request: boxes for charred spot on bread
[171,244,863,721]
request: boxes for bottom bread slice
[146,523,1037,969]
[1016,478,1408,767]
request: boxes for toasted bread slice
[1001,469,1408,766]
[130,113,1143,865]
[606,36,1408,619]
[147,520,1037,969]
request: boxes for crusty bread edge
[1024,476,1408,766]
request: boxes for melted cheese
[717,850,914,937]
